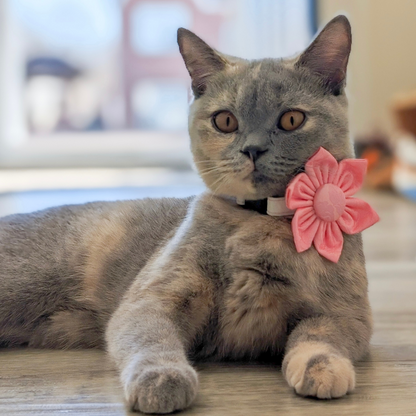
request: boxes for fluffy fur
[0,16,372,414]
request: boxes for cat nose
[240,145,268,163]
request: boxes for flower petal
[305,147,339,188]
[334,158,367,196]
[291,206,320,253]
[286,173,315,209]
[337,198,380,234]
[313,221,344,263]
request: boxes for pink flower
[286,147,379,263]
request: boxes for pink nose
[313,184,346,222]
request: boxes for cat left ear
[178,28,227,97]
[296,15,352,95]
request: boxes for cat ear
[296,15,352,94]
[178,28,227,97]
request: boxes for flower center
[313,184,346,222]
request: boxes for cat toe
[283,342,355,399]
[124,364,198,414]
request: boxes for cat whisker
[194,159,230,165]
[208,171,230,190]
[198,166,233,176]
[206,172,231,204]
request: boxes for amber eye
[278,111,305,131]
[213,111,238,133]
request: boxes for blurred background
[0,0,416,239]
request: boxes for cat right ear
[296,15,352,95]
[177,28,226,97]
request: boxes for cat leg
[106,273,213,414]
[282,315,372,399]
[28,310,104,348]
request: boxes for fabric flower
[286,147,379,263]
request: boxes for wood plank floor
[1,190,415,415]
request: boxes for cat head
[178,16,353,200]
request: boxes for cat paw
[282,342,355,399]
[123,363,198,414]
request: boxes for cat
[0,15,372,414]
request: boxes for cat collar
[236,196,295,217]
[237,147,379,263]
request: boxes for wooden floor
[1,190,416,416]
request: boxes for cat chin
[209,184,281,202]
[236,185,288,201]
[206,177,257,200]
[203,171,287,201]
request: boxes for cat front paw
[123,363,198,414]
[283,342,355,399]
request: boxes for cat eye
[212,111,238,133]
[278,111,305,131]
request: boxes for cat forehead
[237,60,302,97]
[205,58,321,113]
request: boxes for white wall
[318,0,416,136]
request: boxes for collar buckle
[266,196,295,217]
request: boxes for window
[0,0,315,168]
[130,2,193,56]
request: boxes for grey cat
[0,16,372,414]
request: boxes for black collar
[240,198,269,215]
[236,196,295,217]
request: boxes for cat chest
[215,223,301,358]
[217,265,292,358]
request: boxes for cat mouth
[251,163,305,183]
[251,171,274,184]
[246,164,307,199]
[237,162,306,200]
